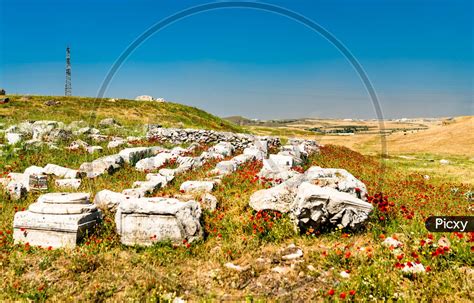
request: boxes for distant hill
[0,95,244,133]
[223,115,253,126]
[383,115,473,156]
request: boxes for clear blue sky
[0,0,472,119]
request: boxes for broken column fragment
[13,193,102,248]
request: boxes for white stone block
[44,164,79,179]
[214,160,237,175]
[93,189,129,212]
[24,165,46,176]
[6,133,22,145]
[180,181,214,193]
[115,197,202,245]
[55,178,81,190]
[13,192,102,248]
[119,147,154,165]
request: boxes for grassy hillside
[0,95,244,133]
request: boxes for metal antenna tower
[65,46,72,96]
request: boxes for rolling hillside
[382,116,473,156]
[0,95,244,133]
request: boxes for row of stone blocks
[13,192,202,248]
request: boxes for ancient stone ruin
[115,197,202,245]
[249,165,373,232]
[2,118,375,249]
[13,193,102,248]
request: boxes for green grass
[0,143,472,301]
[0,95,244,133]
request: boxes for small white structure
[134,95,167,102]
[13,193,102,248]
[135,95,154,101]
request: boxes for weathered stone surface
[132,179,163,195]
[6,133,22,145]
[24,165,46,176]
[29,202,97,215]
[158,168,179,179]
[115,197,202,245]
[135,152,173,171]
[89,134,109,142]
[13,193,102,248]
[209,142,234,157]
[2,173,31,198]
[147,172,174,184]
[31,121,65,141]
[200,193,218,211]
[107,138,127,149]
[75,127,100,136]
[304,166,368,200]
[79,154,124,178]
[99,118,121,128]
[28,175,48,192]
[44,164,79,179]
[200,151,225,161]
[265,154,294,170]
[231,153,255,166]
[180,181,214,193]
[243,147,265,160]
[213,160,236,175]
[39,192,91,204]
[119,147,154,165]
[93,189,129,212]
[6,181,27,200]
[170,146,188,156]
[55,178,81,190]
[86,146,103,154]
[44,128,72,142]
[290,182,373,231]
[44,100,61,106]
[122,188,147,198]
[249,183,295,213]
[67,139,90,151]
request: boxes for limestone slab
[115,198,202,245]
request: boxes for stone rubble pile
[146,127,280,149]
[5,121,73,145]
[210,140,268,177]
[249,166,373,231]
[120,145,201,198]
[2,119,124,148]
[2,118,378,249]
[258,139,319,184]
[0,166,50,200]
[13,193,102,248]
